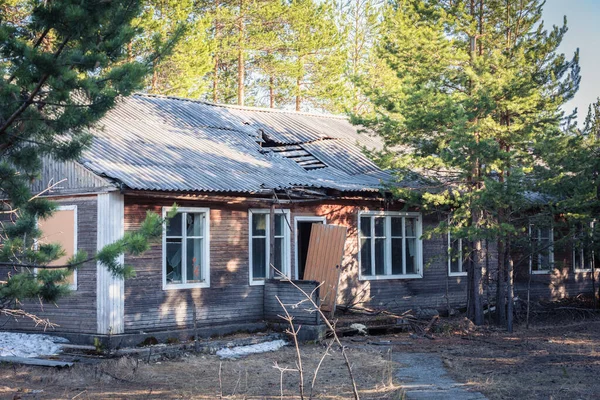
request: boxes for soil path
[394,352,487,400]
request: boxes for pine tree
[357,0,580,327]
[134,0,213,98]
[0,0,167,323]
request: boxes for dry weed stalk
[272,265,361,400]
[275,295,305,399]
[272,361,299,400]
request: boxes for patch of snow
[216,340,287,359]
[0,332,69,358]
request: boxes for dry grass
[387,317,600,400]
[0,343,401,399]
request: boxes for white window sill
[249,279,266,286]
[449,272,468,277]
[163,282,210,290]
[574,269,593,273]
[531,270,552,275]
[359,273,422,281]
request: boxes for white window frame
[358,211,423,280]
[249,209,291,285]
[162,207,210,290]
[34,205,78,290]
[294,216,327,280]
[573,221,595,273]
[448,233,467,277]
[529,224,554,275]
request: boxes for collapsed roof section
[79,93,392,197]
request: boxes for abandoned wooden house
[1,93,597,343]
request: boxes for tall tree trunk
[213,0,221,103]
[507,235,514,333]
[237,0,245,106]
[213,57,219,103]
[295,77,301,111]
[269,75,274,108]
[496,235,506,324]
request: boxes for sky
[542,0,600,123]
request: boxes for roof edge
[134,93,350,121]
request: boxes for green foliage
[0,1,172,318]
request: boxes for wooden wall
[263,279,321,325]
[0,195,98,333]
[123,198,264,333]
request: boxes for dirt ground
[2,310,600,399]
[387,315,600,400]
[0,344,400,399]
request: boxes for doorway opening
[295,217,326,279]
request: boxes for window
[358,212,423,280]
[249,209,291,285]
[37,205,77,289]
[573,222,595,272]
[529,225,554,274]
[162,207,210,289]
[448,233,467,276]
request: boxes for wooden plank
[303,224,347,313]
[0,356,73,368]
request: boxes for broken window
[249,209,291,284]
[163,207,210,289]
[359,212,423,279]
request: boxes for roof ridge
[133,93,350,121]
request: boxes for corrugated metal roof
[79,94,392,194]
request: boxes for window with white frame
[529,224,554,274]
[448,233,467,276]
[573,222,595,272]
[358,212,423,279]
[249,209,291,285]
[163,207,210,289]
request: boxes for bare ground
[385,316,600,400]
[0,343,400,399]
[2,310,600,400]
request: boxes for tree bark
[295,77,301,111]
[237,0,245,106]
[269,75,274,108]
[507,235,514,333]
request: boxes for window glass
[359,214,421,278]
[252,214,267,236]
[450,239,462,273]
[391,238,403,274]
[186,238,203,282]
[165,210,208,286]
[167,213,182,236]
[360,237,372,276]
[391,217,403,237]
[360,217,371,237]
[166,239,183,284]
[249,211,290,282]
[186,213,204,237]
[252,237,267,279]
[374,217,386,237]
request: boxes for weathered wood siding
[120,195,598,334]
[264,279,321,325]
[0,195,98,333]
[289,202,472,312]
[513,242,599,301]
[123,198,264,333]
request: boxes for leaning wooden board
[303,224,347,316]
